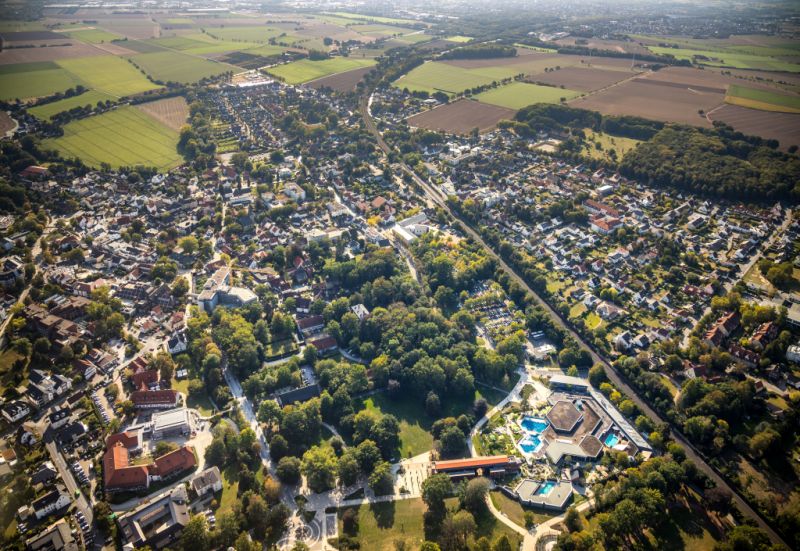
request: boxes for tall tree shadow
[371,501,396,529]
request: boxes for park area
[41,106,183,170]
[265,57,376,84]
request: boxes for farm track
[359,88,789,548]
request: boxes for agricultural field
[0,61,83,101]
[475,82,581,109]
[391,32,433,45]
[307,66,373,92]
[63,28,122,43]
[407,99,516,134]
[328,11,421,26]
[56,56,161,97]
[394,61,503,95]
[642,43,800,73]
[148,33,261,56]
[0,41,104,65]
[350,23,417,38]
[129,50,236,84]
[444,35,473,43]
[41,106,182,170]
[265,57,375,84]
[134,96,189,131]
[530,66,637,92]
[709,104,800,151]
[28,90,116,120]
[202,25,287,43]
[725,84,800,113]
[239,44,286,57]
[569,76,724,127]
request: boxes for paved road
[359,91,788,547]
[45,440,93,523]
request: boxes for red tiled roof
[297,315,324,330]
[130,389,178,406]
[433,455,512,471]
[106,431,139,450]
[151,446,196,477]
[103,443,148,490]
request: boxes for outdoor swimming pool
[520,417,549,434]
[604,433,620,447]
[518,434,544,454]
[535,481,556,496]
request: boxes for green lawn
[585,312,603,330]
[475,82,581,110]
[569,303,587,318]
[42,106,182,170]
[28,90,116,120]
[130,51,236,84]
[581,128,642,162]
[0,62,83,101]
[265,57,376,84]
[725,84,800,113]
[57,56,161,97]
[356,394,434,458]
[489,490,557,527]
[217,465,240,513]
[171,377,215,416]
[64,28,122,43]
[337,499,426,551]
[0,348,26,394]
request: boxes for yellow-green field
[129,51,236,84]
[265,57,375,84]
[444,35,473,43]
[475,82,581,109]
[42,106,182,170]
[0,62,84,101]
[725,84,800,113]
[580,129,642,162]
[57,56,161,97]
[63,28,122,43]
[29,91,116,120]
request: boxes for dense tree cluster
[438,45,517,60]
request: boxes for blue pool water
[604,433,620,447]
[518,434,544,454]
[536,481,556,496]
[520,417,549,434]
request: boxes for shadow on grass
[370,501,396,529]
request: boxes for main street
[359,92,788,547]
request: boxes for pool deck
[514,478,574,510]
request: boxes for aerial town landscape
[0,0,799,550]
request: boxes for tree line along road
[358,93,788,547]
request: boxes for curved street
[359,91,788,547]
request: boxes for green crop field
[646,46,800,72]
[42,106,182,170]
[265,57,375,84]
[475,82,581,109]
[394,61,511,95]
[242,44,286,57]
[725,84,800,113]
[148,33,260,55]
[0,62,83,101]
[57,56,161,97]
[203,26,287,43]
[29,90,116,120]
[330,11,420,26]
[350,23,416,37]
[392,32,432,44]
[130,51,236,84]
[64,28,122,43]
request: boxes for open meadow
[42,106,182,170]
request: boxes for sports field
[0,62,83,101]
[725,84,800,113]
[28,90,115,120]
[475,82,581,109]
[42,106,182,170]
[64,28,122,43]
[130,51,236,84]
[265,57,375,84]
[57,56,161,97]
